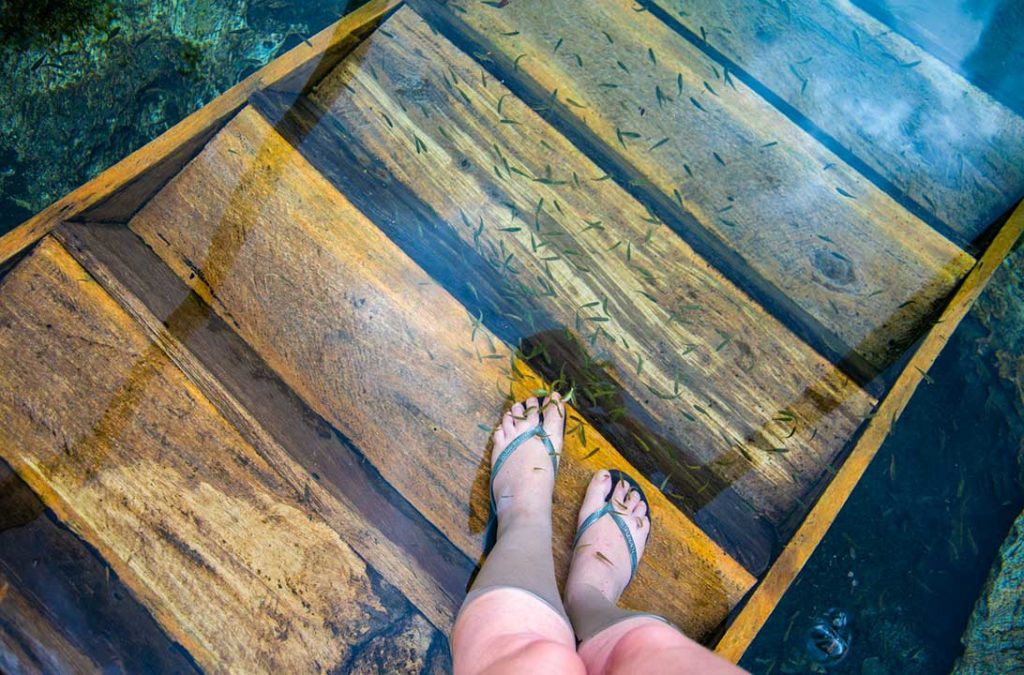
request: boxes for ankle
[564,582,613,619]
[497,502,551,532]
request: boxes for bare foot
[490,393,564,524]
[565,471,650,607]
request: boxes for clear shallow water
[740,246,1024,672]
[1,0,1023,672]
[0,0,366,234]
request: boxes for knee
[605,623,688,669]
[604,622,741,675]
[484,637,586,675]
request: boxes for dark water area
[0,0,365,235]
[741,245,1024,673]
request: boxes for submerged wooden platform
[0,0,1021,670]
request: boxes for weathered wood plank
[0,237,437,672]
[0,0,400,264]
[0,569,100,675]
[0,462,199,675]
[715,199,1024,661]
[258,89,772,575]
[409,0,975,372]
[641,0,1024,245]
[291,7,875,549]
[128,105,756,640]
[54,219,474,632]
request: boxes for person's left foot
[490,394,564,524]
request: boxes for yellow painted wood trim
[0,0,402,268]
[715,199,1024,662]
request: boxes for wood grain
[0,463,199,675]
[0,237,436,672]
[128,105,755,640]
[643,0,1024,245]
[715,199,1024,661]
[54,219,474,633]
[300,7,876,539]
[0,0,400,265]
[409,0,975,371]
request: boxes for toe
[492,425,506,447]
[625,489,641,512]
[541,392,565,444]
[634,499,648,519]
[525,396,540,426]
[611,478,630,512]
[578,470,613,527]
[501,411,516,438]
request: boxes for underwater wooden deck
[0,0,1021,671]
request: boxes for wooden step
[254,5,876,570]
[408,0,975,372]
[55,219,474,634]
[635,0,1024,245]
[0,462,200,674]
[127,104,756,639]
[0,237,443,672]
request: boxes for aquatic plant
[0,0,117,51]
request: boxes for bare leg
[468,394,566,612]
[565,471,747,674]
[451,395,584,675]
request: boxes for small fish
[616,128,641,147]
[648,47,657,64]
[553,37,564,53]
[689,97,706,112]
[649,137,670,151]
[723,67,736,90]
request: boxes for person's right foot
[564,471,650,607]
[489,393,564,524]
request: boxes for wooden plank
[0,462,199,675]
[715,199,1024,661]
[256,88,772,575]
[0,0,400,264]
[280,6,876,557]
[0,570,100,675]
[0,237,439,672]
[409,0,976,372]
[54,219,474,632]
[641,0,1024,245]
[127,105,756,640]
